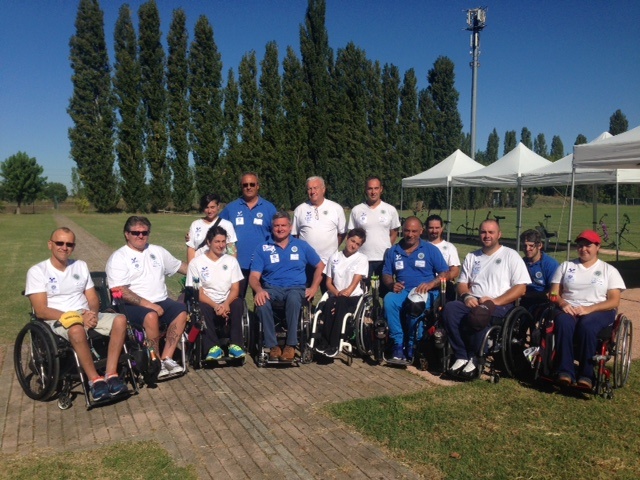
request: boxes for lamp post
[466,7,487,160]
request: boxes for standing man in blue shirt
[220,172,277,297]
[249,211,324,362]
[382,216,450,361]
[520,229,560,309]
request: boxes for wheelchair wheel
[241,301,251,353]
[299,303,313,364]
[14,321,60,401]
[501,306,535,379]
[613,315,633,388]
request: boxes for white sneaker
[157,365,170,379]
[162,358,184,374]
[450,359,468,372]
[462,357,477,374]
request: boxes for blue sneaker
[392,345,406,361]
[106,375,129,397]
[405,346,414,360]
[228,344,246,359]
[90,379,110,401]
[206,346,223,361]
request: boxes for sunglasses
[242,182,257,188]
[128,230,149,237]
[52,241,76,248]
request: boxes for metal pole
[466,8,486,160]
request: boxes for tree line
[63,0,633,213]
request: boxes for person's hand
[415,282,431,294]
[184,231,190,242]
[337,288,351,297]
[254,290,270,307]
[463,295,479,308]
[150,303,164,317]
[305,286,318,302]
[393,281,405,293]
[82,310,98,329]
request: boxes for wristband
[461,293,472,302]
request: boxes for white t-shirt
[348,201,400,262]
[459,245,531,299]
[186,253,244,304]
[324,250,369,297]
[431,239,461,267]
[106,244,182,303]
[25,259,93,313]
[186,217,237,251]
[551,259,625,307]
[292,198,347,263]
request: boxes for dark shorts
[124,298,187,328]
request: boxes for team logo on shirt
[418,252,425,259]
[263,245,275,253]
[305,211,313,222]
[257,212,263,218]
[595,271,602,276]
[381,209,386,214]
[291,246,298,253]
[322,210,328,216]
[332,257,340,264]
[395,254,402,260]
[223,265,228,270]
[195,227,202,234]
[200,266,210,281]
[73,274,80,280]
[496,259,502,264]
[131,257,141,270]
[237,211,243,216]
[535,272,542,278]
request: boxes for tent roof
[452,143,551,187]
[401,149,484,188]
[573,125,640,169]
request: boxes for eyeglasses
[242,182,257,188]
[314,207,319,220]
[52,241,76,248]
[128,230,149,237]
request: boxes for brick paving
[1,216,432,479]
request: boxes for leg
[256,286,281,348]
[443,300,471,361]
[554,312,577,381]
[322,296,339,346]
[66,324,100,380]
[284,287,305,346]
[104,314,127,376]
[574,311,616,381]
[199,303,220,352]
[328,296,360,348]
[157,299,188,360]
[142,311,162,353]
[384,290,409,349]
[228,298,245,346]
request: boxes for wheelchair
[444,303,534,383]
[504,302,633,398]
[251,296,313,367]
[352,275,388,364]
[183,283,250,369]
[14,272,139,410]
[409,278,449,372]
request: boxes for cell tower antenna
[465,7,487,159]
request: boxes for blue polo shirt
[382,239,449,290]
[220,196,277,270]
[523,252,560,293]
[250,236,321,288]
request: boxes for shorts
[123,298,187,328]
[45,312,119,341]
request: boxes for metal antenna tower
[466,7,487,159]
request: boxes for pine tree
[520,127,532,149]
[113,4,147,212]
[381,64,401,203]
[504,130,517,155]
[609,109,628,135]
[365,60,385,186]
[139,0,169,211]
[486,129,500,164]
[397,69,421,208]
[189,15,223,197]
[238,51,262,174]
[68,0,118,212]
[533,133,549,158]
[574,134,588,145]
[217,68,241,203]
[550,135,565,160]
[167,8,193,211]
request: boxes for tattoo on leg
[164,323,180,348]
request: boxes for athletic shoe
[405,346,414,360]
[157,365,170,379]
[556,373,572,386]
[162,358,184,374]
[280,345,296,362]
[228,344,246,358]
[392,346,406,361]
[106,375,128,397]
[206,346,223,361]
[462,357,477,374]
[90,379,110,401]
[577,377,593,389]
[324,346,339,358]
[314,338,329,354]
[449,359,468,373]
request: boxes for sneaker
[158,365,170,379]
[162,358,184,374]
[462,357,478,375]
[106,375,128,397]
[280,345,296,362]
[90,379,110,401]
[314,338,329,354]
[206,346,223,361]
[324,346,339,358]
[228,344,246,359]
[269,346,282,361]
[405,346,414,360]
[557,373,572,386]
[577,377,593,389]
[392,346,406,361]
[450,358,468,373]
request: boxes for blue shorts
[123,298,187,328]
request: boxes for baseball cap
[575,230,601,245]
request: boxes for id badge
[395,260,404,270]
[270,253,280,263]
[236,217,245,225]
[253,218,263,225]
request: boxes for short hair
[199,193,221,212]
[479,219,500,232]
[347,227,367,244]
[124,216,151,233]
[426,214,443,227]
[365,176,383,187]
[240,172,260,185]
[403,216,423,228]
[205,225,228,243]
[272,210,291,224]
[50,227,74,240]
[520,229,542,244]
[306,176,325,187]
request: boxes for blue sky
[1,0,639,188]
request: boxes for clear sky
[1,0,639,188]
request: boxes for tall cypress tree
[113,4,147,212]
[167,8,192,211]
[533,133,549,159]
[217,68,241,203]
[238,51,262,174]
[609,109,628,135]
[550,135,565,161]
[139,0,169,211]
[486,128,500,164]
[396,69,421,208]
[520,127,532,149]
[381,64,401,205]
[504,130,517,155]
[260,41,286,208]
[68,0,118,212]
[189,15,223,197]
[575,134,588,145]
[300,0,332,173]
[365,60,385,184]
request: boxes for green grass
[327,361,640,480]
[0,440,196,479]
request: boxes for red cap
[575,230,601,244]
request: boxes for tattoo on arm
[120,286,142,306]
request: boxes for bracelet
[461,293,472,302]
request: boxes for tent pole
[400,188,404,220]
[447,183,453,242]
[516,177,522,251]
[592,184,598,231]
[567,168,576,260]
[616,178,620,261]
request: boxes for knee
[67,324,86,343]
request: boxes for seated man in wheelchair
[550,230,626,389]
[186,225,246,361]
[520,228,559,310]
[25,227,128,401]
[443,219,530,378]
[106,216,188,379]
[382,216,450,362]
[250,210,324,362]
[315,228,369,357]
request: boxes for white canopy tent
[401,149,484,240]
[452,143,552,250]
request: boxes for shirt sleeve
[337,204,347,234]
[390,207,401,230]
[347,208,356,230]
[186,220,198,249]
[186,258,199,287]
[458,252,474,284]
[106,251,130,289]
[25,264,46,296]
[160,247,183,277]
[356,253,369,278]
[291,205,301,236]
[250,245,265,273]
[382,247,394,277]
